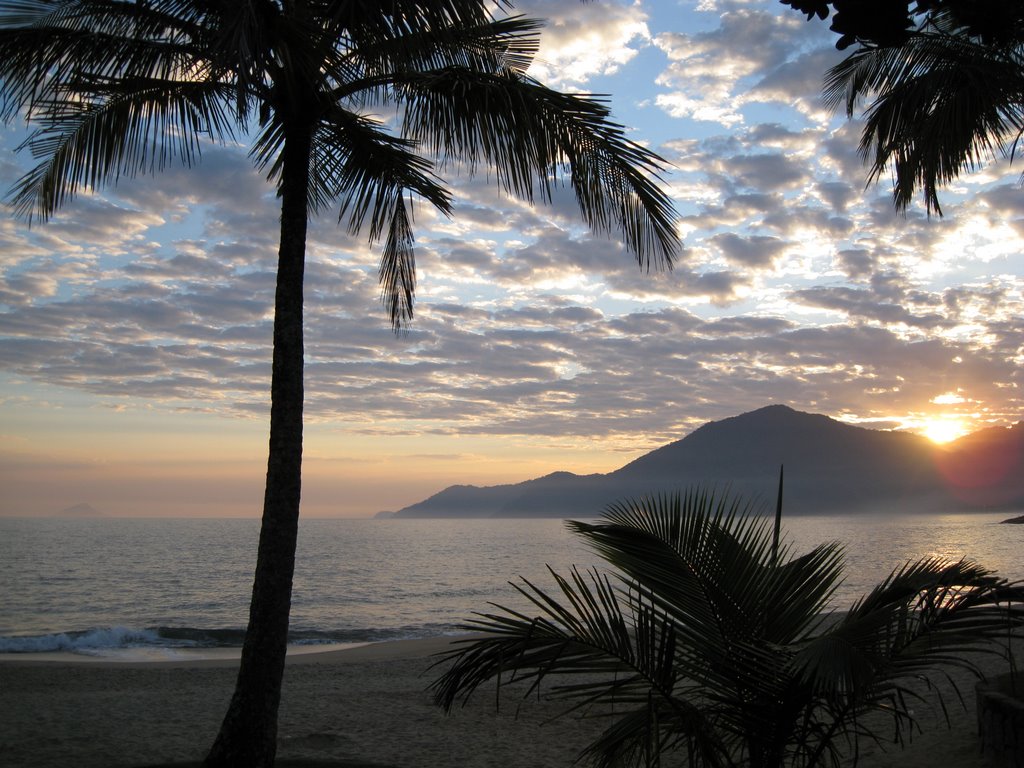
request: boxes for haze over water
[2,514,1021,659]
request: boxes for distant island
[382,405,1024,519]
[58,502,104,517]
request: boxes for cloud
[710,232,789,269]
[652,4,832,127]
[751,46,846,121]
[834,248,876,280]
[790,285,950,330]
[1,0,1022,501]
[517,0,652,87]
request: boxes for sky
[1,0,1022,518]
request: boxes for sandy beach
[0,635,1016,768]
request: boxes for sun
[920,417,969,444]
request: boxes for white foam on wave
[0,640,375,664]
[0,626,165,654]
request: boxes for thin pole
[772,464,784,565]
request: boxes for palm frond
[0,0,210,117]
[343,14,541,91]
[378,195,417,330]
[763,543,845,642]
[9,76,236,220]
[432,565,730,766]
[256,108,452,331]
[326,0,506,39]
[0,0,244,220]
[399,68,680,269]
[578,698,733,768]
[253,109,450,226]
[573,492,843,647]
[824,28,1024,214]
[791,557,1024,714]
[319,111,452,233]
[571,493,764,651]
[434,568,660,706]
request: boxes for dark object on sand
[977,671,1024,766]
[1001,515,1024,524]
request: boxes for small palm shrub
[432,490,1024,768]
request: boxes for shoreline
[0,634,464,668]
[1,634,1018,767]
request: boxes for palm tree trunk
[204,126,310,768]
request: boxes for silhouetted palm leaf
[824,14,1024,214]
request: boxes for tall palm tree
[0,2,680,765]
[433,491,1024,768]
[821,2,1024,214]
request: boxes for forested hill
[384,405,1024,518]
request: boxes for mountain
[391,405,1024,518]
[932,422,1024,508]
[58,502,104,517]
[391,470,610,518]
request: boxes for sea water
[1,514,1021,659]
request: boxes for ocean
[1,513,1021,660]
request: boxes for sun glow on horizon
[920,416,970,444]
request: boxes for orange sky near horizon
[0,391,638,517]
[0,384,1010,519]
